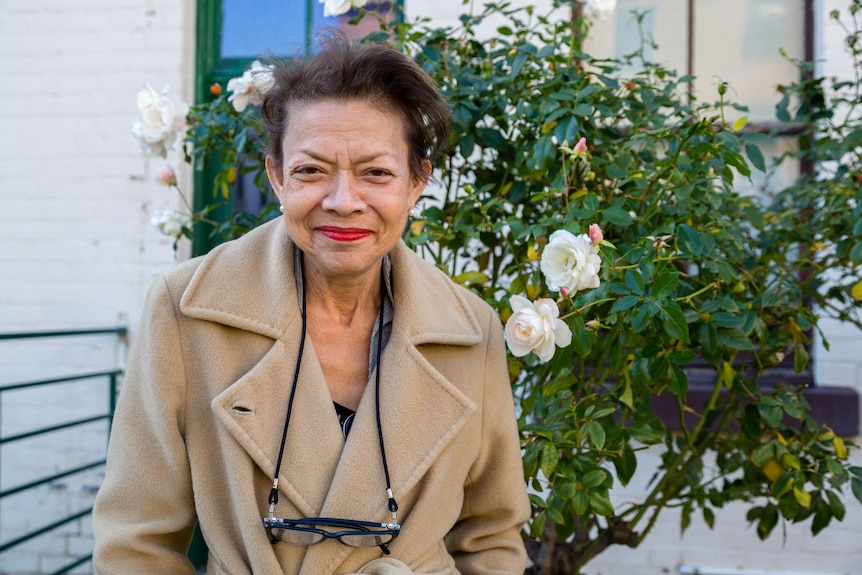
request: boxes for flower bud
[573,137,588,154]
[155,164,177,187]
[588,223,603,245]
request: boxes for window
[583,0,808,122]
[581,1,858,433]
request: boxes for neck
[303,262,382,329]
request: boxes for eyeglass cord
[267,255,399,526]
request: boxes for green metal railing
[0,327,126,575]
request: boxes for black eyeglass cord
[268,257,308,515]
[267,255,399,531]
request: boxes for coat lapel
[182,221,346,517]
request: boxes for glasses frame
[263,516,401,551]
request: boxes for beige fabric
[93,220,530,574]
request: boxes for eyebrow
[292,149,396,165]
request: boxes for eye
[365,168,393,179]
[293,165,321,174]
[290,165,325,180]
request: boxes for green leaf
[678,224,703,257]
[751,443,775,467]
[757,504,778,539]
[588,490,615,517]
[602,206,634,226]
[611,295,640,313]
[625,269,646,295]
[530,511,546,538]
[852,478,862,506]
[541,444,560,478]
[812,503,831,535]
[631,303,652,334]
[582,468,606,488]
[717,329,754,350]
[583,421,606,450]
[718,360,735,389]
[511,51,529,78]
[619,378,634,410]
[559,479,577,500]
[572,489,589,516]
[745,142,766,172]
[661,304,690,343]
[628,421,664,445]
[613,443,637,485]
[703,507,716,529]
[826,490,846,521]
[667,365,689,397]
[651,272,679,299]
[711,311,744,329]
[794,344,810,373]
[851,242,862,265]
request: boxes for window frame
[574,0,858,434]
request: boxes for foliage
[142,1,862,572]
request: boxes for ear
[265,155,284,199]
[409,159,432,205]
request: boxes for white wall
[0,0,193,573]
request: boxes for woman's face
[266,99,427,284]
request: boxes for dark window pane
[221,0,339,58]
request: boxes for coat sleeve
[445,309,531,574]
[92,275,197,575]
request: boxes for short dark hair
[260,31,452,183]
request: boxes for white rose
[540,229,602,294]
[504,295,573,362]
[150,209,190,238]
[321,0,370,17]
[227,61,274,112]
[131,84,187,158]
[585,0,616,20]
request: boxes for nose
[321,172,364,215]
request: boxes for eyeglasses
[263,255,400,555]
[263,516,400,549]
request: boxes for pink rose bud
[573,137,587,154]
[589,223,603,245]
[585,320,600,330]
[560,287,570,297]
[156,164,177,187]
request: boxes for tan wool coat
[93,220,530,575]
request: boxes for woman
[93,34,530,574]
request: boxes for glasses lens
[339,531,395,548]
[269,526,326,545]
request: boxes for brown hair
[260,31,452,183]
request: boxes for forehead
[283,98,408,143]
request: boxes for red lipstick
[316,226,372,242]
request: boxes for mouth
[315,226,373,242]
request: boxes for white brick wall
[0,1,859,574]
[0,1,192,573]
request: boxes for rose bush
[134,0,862,572]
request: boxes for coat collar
[180,220,484,572]
[179,219,482,346]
